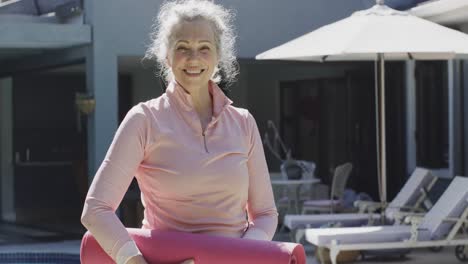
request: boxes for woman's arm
[242,113,279,240]
[81,106,149,263]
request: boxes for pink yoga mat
[81,228,306,264]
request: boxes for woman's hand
[126,255,148,264]
[180,259,195,264]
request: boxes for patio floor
[0,226,461,264]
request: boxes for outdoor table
[271,179,320,214]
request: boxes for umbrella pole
[374,57,381,203]
[376,53,388,222]
[380,54,387,207]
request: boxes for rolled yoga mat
[81,228,306,264]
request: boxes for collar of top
[166,80,233,117]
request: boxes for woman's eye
[176,47,188,51]
[200,47,210,53]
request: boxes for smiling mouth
[183,69,205,76]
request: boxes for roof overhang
[0,15,91,49]
[410,0,468,26]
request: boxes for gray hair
[144,0,238,86]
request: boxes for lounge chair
[285,168,436,242]
[305,176,468,264]
[284,168,436,242]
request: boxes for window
[415,61,449,169]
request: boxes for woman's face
[167,19,218,90]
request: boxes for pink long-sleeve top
[81,80,278,262]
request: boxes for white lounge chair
[305,176,468,264]
[284,168,437,242]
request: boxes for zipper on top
[202,132,209,153]
[201,117,217,154]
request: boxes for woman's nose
[187,50,200,60]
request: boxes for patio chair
[301,162,352,214]
[284,168,437,242]
[305,176,468,264]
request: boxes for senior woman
[80,1,278,263]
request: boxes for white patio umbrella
[256,0,468,211]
